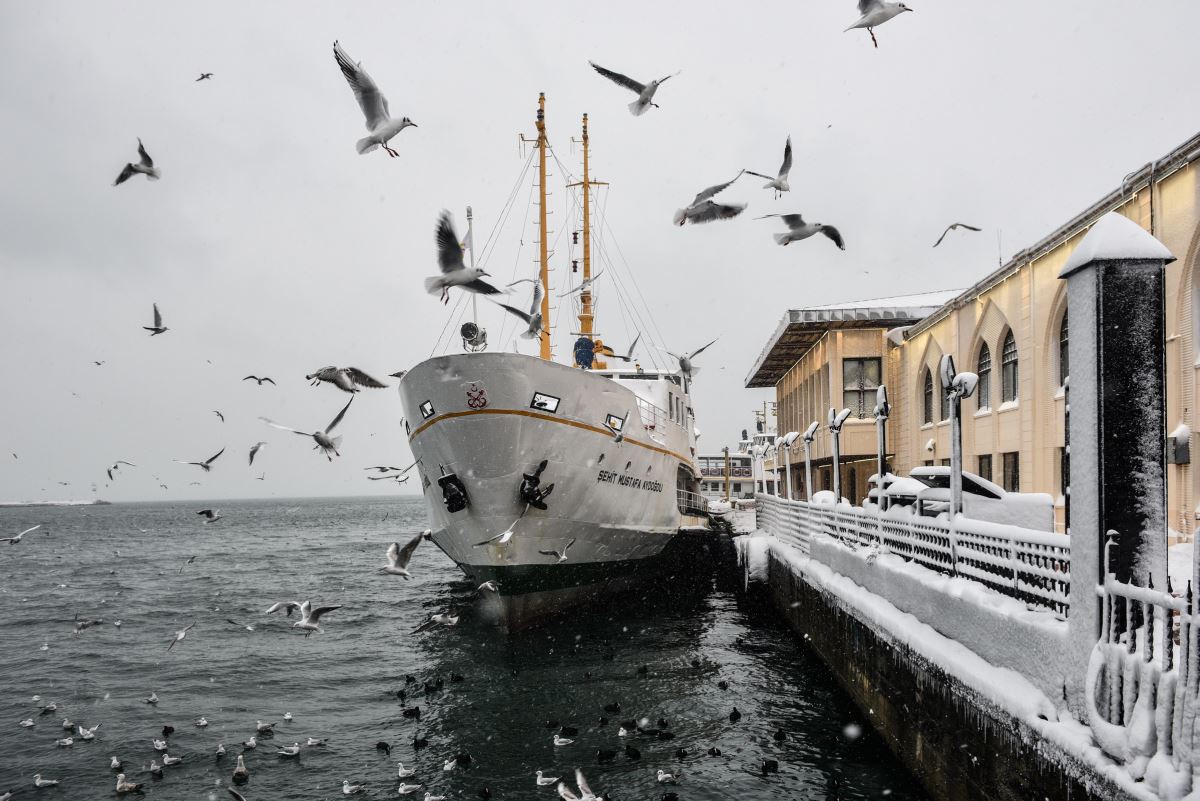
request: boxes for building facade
[746,130,1200,535]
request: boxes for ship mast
[535,93,552,360]
[569,113,608,369]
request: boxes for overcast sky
[3,1,1198,503]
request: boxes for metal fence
[677,489,709,516]
[756,493,1071,615]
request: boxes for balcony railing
[677,489,709,516]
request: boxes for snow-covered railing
[635,397,668,444]
[677,489,708,517]
[1086,539,1199,787]
[755,493,1071,614]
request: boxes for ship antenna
[536,94,552,360]
[569,113,609,368]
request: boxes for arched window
[922,369,933,424]
[976,342,991,410]
[940,371,950,421]
[1001,331,1018,402]
[1058,312,1069,386]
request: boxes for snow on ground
[1169,540,1193,589]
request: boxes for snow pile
[1168,541,1193,589]
[734,533,771,584]
[1060,212,1175,277]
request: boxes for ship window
[530,392,560,413]
[619,373,643,380]
[405,420,411,435]
[606,413,625,432]
[419,401,435,420]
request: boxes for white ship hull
[398,352,707,629]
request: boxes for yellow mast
[535,93,552,361]
[569,113,608,368]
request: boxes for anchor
[519,459,556,510]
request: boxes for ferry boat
[398,95,709,629]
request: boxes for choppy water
[0,497,929,800]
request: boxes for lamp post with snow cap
[828,408,852,503]
[940,355,978,518]
[780,431,800,500]
[873,386,890,510]
[802,421,819,502]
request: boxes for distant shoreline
[0,499,112,508]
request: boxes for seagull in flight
[226,618,255,632]
[538,539,576,564]
[756,213,845,250]
[175,448,225,472]
[674,172,747,226]
[179,555,197,573]
[106,460,136,481]
[196,509,222,524]
[333,40,417,157]
[143,303,168,335]
[213,410,225,423]
[745,136,793,198]
[249,442,267,465]
[306,366,387,393]
[167,622,195,651]
[932,222,982,248]
[261,397,354,461]
[4,525,41,544]
[365,464,413,474]
[114,139,160,185]
[196,73,213,81]
[426,212,503,304]
[413,613,459,633]
[589,61,679,116]
[498,281,545,339]
[243,375,276,386]
[292,600,341,636]
[598,333,640,363]
[845,0,914,48]
[379,530,431,578]
[558,268,604,297]
[664,339,718,378]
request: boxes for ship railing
[755,493,1070,615]
[635,397,669,444]
[677,489,709,517]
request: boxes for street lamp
[873,385,890,510]
[779,431,800,500]
[940,354,978,518]
[802,421,819,502]
[828,407,852,503]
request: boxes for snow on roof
[1059,212,1175,278]
[802,289,964,311]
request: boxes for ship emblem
[466,383,488,409]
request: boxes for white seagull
[497,281,545,339]
[589,61,679,116]
[161,753,182,766]
[558,268,604,297]
[332,40,417,157]
[477,581,499,593]
[175,448,224,472]
[536,771,559,786]
[413,613,459,633]
[3,525,40,545]
[663,338,718,378]
[197,509,223,524]
[114,773,143,794]
[673,172,747,226]
[538,538,575,564]
[20,719,34,728]
[397,762,416,779]
[277,742,301,757]
[256,720,275,734]
[32,774,59,788]
[656,769,681,784]
[152,738,168,751]
[60,718,74,731]
[54,737,72,747]
[398,783,423,795]
[292,600,342,636]
[597,333,640,364]
[265,601,303,617]
[143,302,168,335]
[307,737,325,746]
[756,213,845,250]
[249,442,267,465]
[306,366,388,394]
[380,530,430,578]
[110,756,122,770]
[932,222,982,248]
[343,780,367,795]
[145,692,159,705]
[845,0,914,48]
[426,212,503,304]
[114,139,160,186]
[233,754,249,781]
[425,795,446,801]
[167,623,195,651]
[243,735,258,749]
[745,136,793,197]
[261,397,354,461]
[195,717,209,727]
[552,734,574,746]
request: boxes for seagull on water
[398,783,423,794]
[175,448,225,472]
[232,754,249,782]
[414,613,459,633]
[498,281,545,340]
[380,530,430,578]
[74,614,104,634]
[558,268,604,297]
[306,366,388,393]
[60,718,74,731]
[657,770,681,784]
[153,738,168,751]
[932,222,982,248]
[261,397,354,461]
[114,773,143,794]
[427,212,503,304]
[78,723,100,740]
[114,139,160,186]
[256,720,275,733]
[110,756,122,770]
[197,509,223,524]
[32,775,58,788]
[142,302,168,335]
[343,780,367,795]
[243,735,257,749]
[145,692,158,705]
[553,734,574,746]
[756,213,845,250]
[745,136,793,198]
[54,737,72,747]
[538,539,576,564]
[216,742,227,756]
[333,40,417,157]
[397,762,416,778]
[265,601,303,617]
[663,338,718,378]
[845,0,914,48]
[20,719,34,728]
[162,753,182,766]
[150,760,163,778]
[293,600,341,637]
[589,61,678,116]
[283,712,293,721]
[3,525,40,544]
[167,622,195,651]
[307,737,325,746]
[195,717,208,727]
[536,771,559,786]
[425,795,446,801]
[673,172,747,226]
[277,742,301,757]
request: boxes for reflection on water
[0,497,927,800]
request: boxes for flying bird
[175,448,225,472]
[3,525,41,545]
[426,212,503,303]
[242,375,276,385]
[365,464,413,473]
[538,538,575,564]
[114,139,160,186]
[260,396,354,461]
[292,600,341,636]
[845,0,914,48]
[333,40,417,157]
[106,460,136,481]
[932,222,982,248]
[674,172,747,226]
[589,61,678,116]
[213,411,225,423]
[756,213,845,250]
[179,555,197,573]
[167,622,195,651]
[598,333,640,363]
[413,613,459,633]
[306,366,387,393]
[196,509,222,524]
[745,136,793,197]
[497,281,545,339]
[249,442,267,465]
[558,268,604,297]
[143,303,168,335]
[196,73,213,81]
[663,339,718,378]
[379,530,430,578]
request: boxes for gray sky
[3,1,1198,503]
